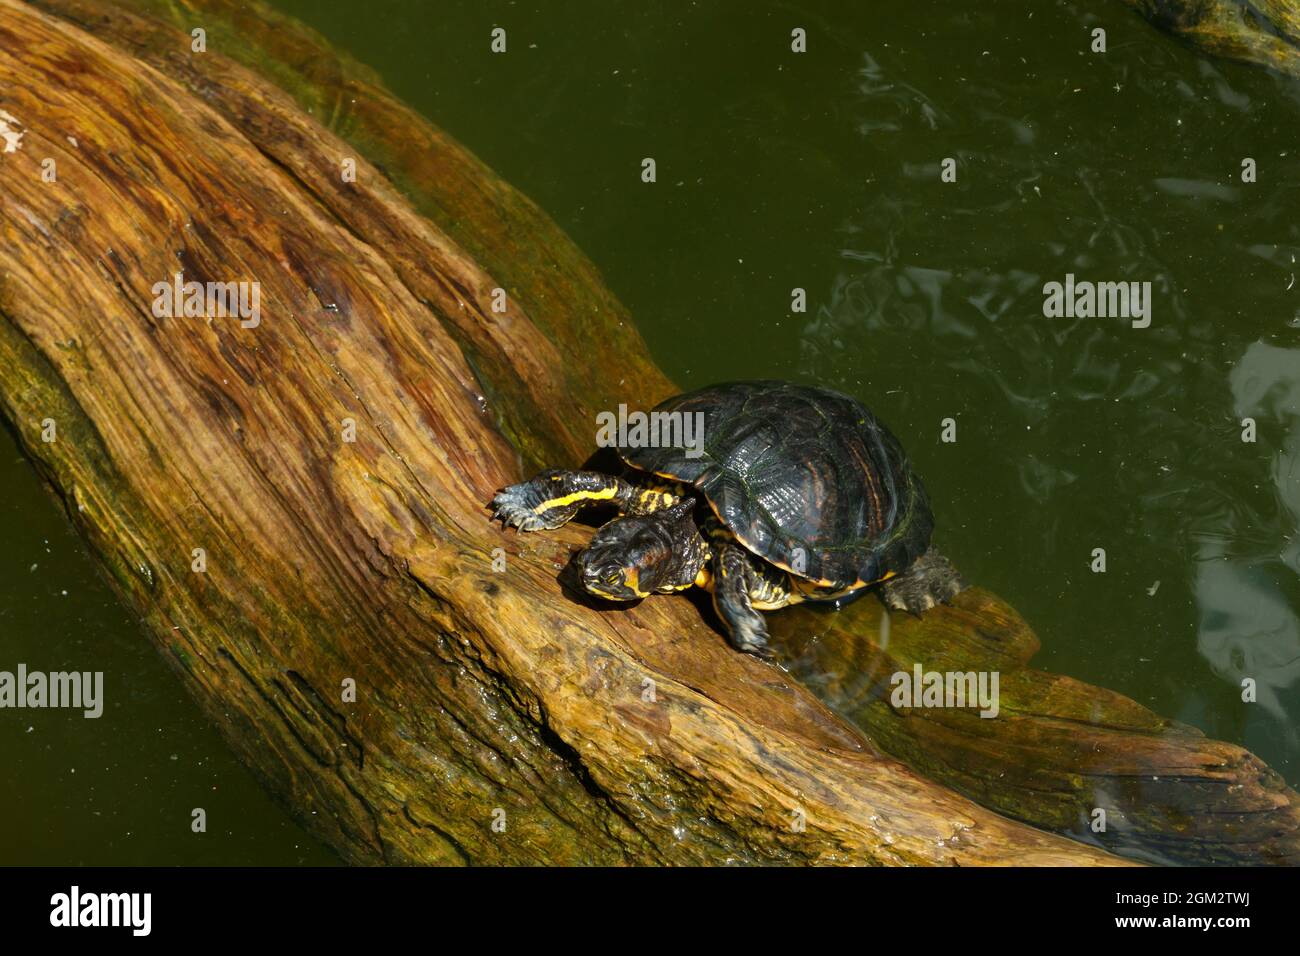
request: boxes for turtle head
[576,500,695,601]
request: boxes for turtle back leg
[490,469,679,531]
[879,546,965,614]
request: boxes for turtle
[489,380,963,657]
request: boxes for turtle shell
[617,380,933,588]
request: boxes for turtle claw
[738,639,775,659]
[881,591,906,614]
[491,505,546,532]
[725,619,775,659]
[490,488,545,532]
[882,590,934,616]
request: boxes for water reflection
[1196,343,1300,733]
[796,21,1300,786]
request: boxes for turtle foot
[880,546,965,616]
[489,472,578,532]
[724,615,775,659]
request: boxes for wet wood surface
[1121,0,1300,77]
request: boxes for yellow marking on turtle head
[623,567,650,598]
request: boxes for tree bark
[1,0,1295,865]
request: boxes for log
[0,0,1294,865]
[1121,0,1300,76]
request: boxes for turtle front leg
[711,544,773,658]
[490,469,679,531]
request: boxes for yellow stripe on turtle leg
[532,486,619,514]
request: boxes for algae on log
[0,0,1132,865]
[1121,0,1300,76]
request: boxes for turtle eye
[602,569,622,585]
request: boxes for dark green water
[4,0,1299,863]
[0,428,337,864]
